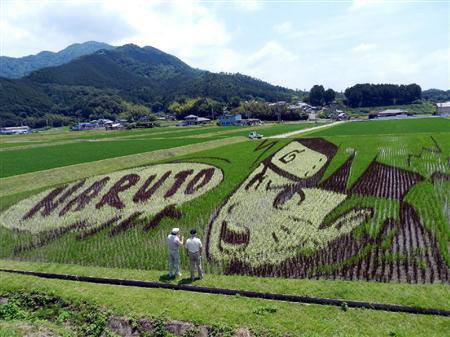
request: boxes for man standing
[167,228,184,278]
[185,229,204,280]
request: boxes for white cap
[171,228,180,234]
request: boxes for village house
[268,101,287,107]
[375,109,408,119]
[436,102,450,116]
[71,122,99,131]
[0,126,31,135]
[239,118,262,126]
[218,113,242,126]
[181,114,211,126]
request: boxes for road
[266,121,345,138]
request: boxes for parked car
[248,131,263,139]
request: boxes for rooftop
[436,102,450,108]
[378,109,406,115]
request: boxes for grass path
[2,268,448,317]
[1,260,448,311]
[267,121,341,138]
[1,272,448,336]
[0,136,246,197]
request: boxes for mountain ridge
[0,43,298,127]
[0,41,115,78]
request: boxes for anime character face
[271,141,327,179]
[207,139,371,267]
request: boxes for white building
[182,115,211,126]
[436,102,450,116]
[376,109,407,118]
[0,126,31,135]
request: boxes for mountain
[0,43,299,127]
[0,41,114,78]
[422,89,450,102]
[27,44,295,104]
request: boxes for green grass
[0,320,69,337]
[1,272,448,337]
[0,137,208,178]
[0,140,290,269]
[0,141,48,149]
[0,123,316,178]
[308,117,449,136]
[0,323,21,337]
[0,137,246,198]
[0,118,448,329]
[1,259,448,311]
[1,131,448,270]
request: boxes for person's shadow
[158,274,195,285]
[178,277,195,285]
[158,274,174,283]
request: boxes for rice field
[0,122,317,178]
[1,118,448,287]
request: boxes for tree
[120,101,153,121]
[309,85,325,106]
[344,83,422,108]
[167,97,222,119]
[323,89,336,105]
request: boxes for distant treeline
[344,83,422,108]
[422,89,450,102]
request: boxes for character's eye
[227,202,239,214]
[279,149,304,164]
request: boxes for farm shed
[436,102,450,116]
[0,126,31,134]
[376,109,407,118]
[218,113,242,126]
[183,115,211,126]
[238,118,262,126]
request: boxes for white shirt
[167,234,182,252]
[185,237,202,253]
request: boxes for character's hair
[296,138,338,163]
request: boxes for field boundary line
[1,269,449,317]
[266,121,344,138]
[0,136,246,197]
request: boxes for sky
[1,0,449,91]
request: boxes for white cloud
[1,0,231,59]
[274,21,293,35]
[349,0,387,11]
[232,0,263,11]
[247,41,297,65]
[352,43,378,53]
[1,0,447,91]
[202,41,300,89]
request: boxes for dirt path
[267,121,345,138]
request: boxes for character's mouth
[219,220,250,247]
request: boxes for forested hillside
[1,44,298,127]
[0,41,114,79]
[422,89,450,102]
